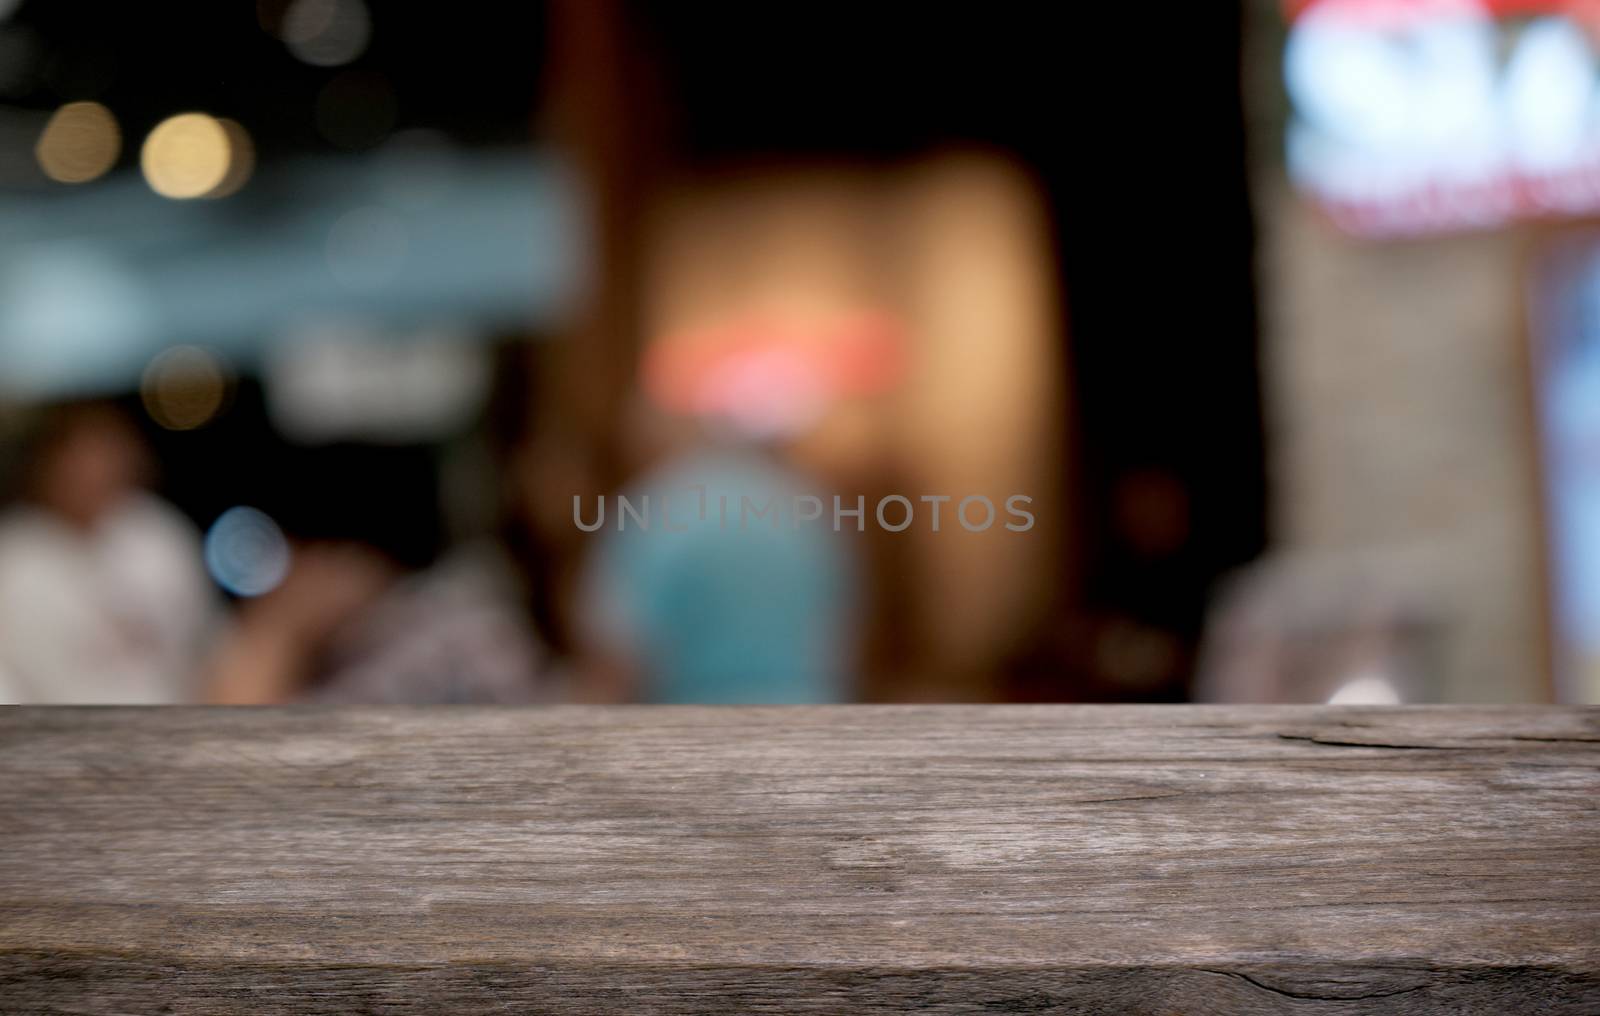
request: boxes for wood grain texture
[1,705,1597,1014]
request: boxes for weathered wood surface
[1,705,1597,1014]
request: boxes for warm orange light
[141,113,232,199]
[208,119,256,198]
[35,101,120,184]
[141,346,230,430]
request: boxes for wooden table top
[2,705,1597,1014]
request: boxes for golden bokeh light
[208,118,256,198]
[141,346,230,431]
[141,113,232,200]
[35,101,121,184]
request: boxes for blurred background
[0,0,1595,705]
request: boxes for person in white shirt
[0,402,215,704]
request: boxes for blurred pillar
[534,0,670,651]
[540,0,666,485]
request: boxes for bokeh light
[35,100,119,184]
[644,310,905,437]
[207,118,256,198]
[1326,671,1403,705]
[204,506,291,597]
[140,112,232,200]
[281,0,370,67]
[140,345,230,431]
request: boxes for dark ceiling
[0,0,547,164]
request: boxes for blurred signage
[1284,0,1600,237]
[0,151,578,398]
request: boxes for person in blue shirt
[579,425,856,705]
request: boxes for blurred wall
[1254,173,1548,702]
[1241,0,1553,702]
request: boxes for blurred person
[0,401,215,703]
[208,344,570,705]
[207,537,557,704]
[622,159,1062,703]
[577,394,858,705]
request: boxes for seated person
[0,401,215,703]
